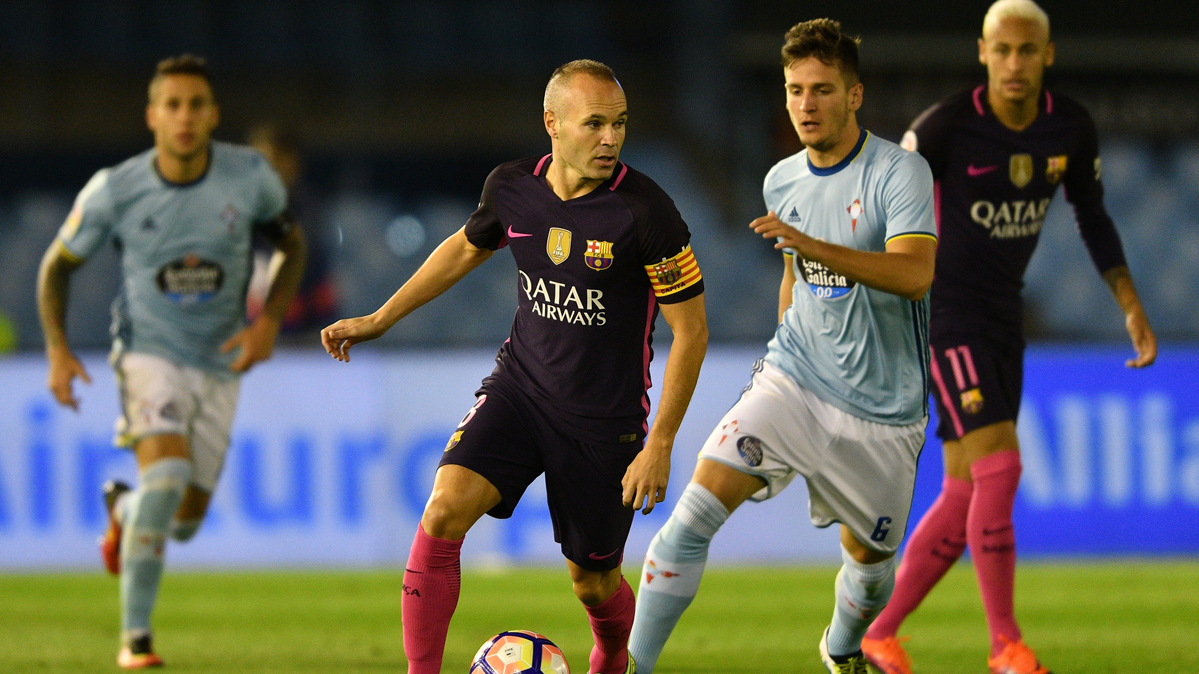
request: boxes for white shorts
[113,352,241,492]
[698,360,926,554]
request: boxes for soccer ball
[469,630,570,674]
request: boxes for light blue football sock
[629,483,729,674]
[826,544,895,657]
[120,457,192,641]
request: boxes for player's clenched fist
[321,313,389,362]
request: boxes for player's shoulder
[1044,89,1095,126]
[209,140,272,176]
[868,133,930,171]
[94,148,157,206]
[764,150,809,191]
[916,87,980,129]
[608,162,668,203]
[488,155,544,183]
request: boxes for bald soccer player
[321,60,708,674]
[862,3,1155,674]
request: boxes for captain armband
[645,245,702,299]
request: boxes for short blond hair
[543,59,620,113]
[983,0,1050,39]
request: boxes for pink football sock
[968,450,1023,657]
[587,577,636,674]
[402,524,464,674]
[867,476,972,640]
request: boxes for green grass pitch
[3,562,1197,673]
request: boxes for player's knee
[169,517,203,542]
[420,497,474,540]
[571,570,619,607]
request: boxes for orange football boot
[861,635,912,674]
[99,480,130,575]
[988,636,1051,674]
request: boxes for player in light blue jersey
[36,55,306,669]
[629,20,936,674]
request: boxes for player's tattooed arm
[1102,266,1157,368]
[778,253,797,323]
[623,293,708,515]
[36,241,91,410]
[322,227,493,362]
[223,224,307,373]
[751,211,936,300]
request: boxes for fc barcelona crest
[1009,153,1033,188]
[653,259,682,286]
[960,388,985,414]
[584,240,615,271]
[546,227,571,265]
[1046,155,1068,185]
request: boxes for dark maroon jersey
[464,154,704,444]
[905,85,1127,338]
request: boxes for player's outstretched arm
[321,227,493,362]
[751,211,936,300]
[36,241,91,410]
[1102,266,1157,368]
[622,293,708,514]
[223,224,308,373]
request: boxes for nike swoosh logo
[588,548,621,561]
[967,164,998,176]
[982,525,1012,535]
[507,226,533,238]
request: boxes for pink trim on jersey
[1045,90,1054,114]
[945,347,967,390]
[610,163,628,191]
[641,287,656,433]
[533,154,552,176]
[973,85,986,116]
[930,350,966,438]
[959,345,980,386]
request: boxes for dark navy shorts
[928,335,1024,441]
[439,386,642,571]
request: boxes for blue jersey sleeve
[58,169,116,262]
[882,151,938,243]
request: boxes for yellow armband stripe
[645,245,702,297]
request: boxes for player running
[36,55,306,669]
[627,20,937,674]
[861,3,1156,674]
[320,60,708,674]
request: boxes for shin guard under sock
[586,577,636,674]
[827,546,895,656]
[402,524,463,674]
[120,458,192,640]
[968,450,1023,656]
[628,483,729,674]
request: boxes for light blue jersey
[764,130,937,425]
[58,142,289,376]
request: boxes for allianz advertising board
[0,346,1194,568]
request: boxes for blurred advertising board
[0,345,1194,569]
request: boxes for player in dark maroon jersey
[321,60,708,674]
[861,3,1156,674]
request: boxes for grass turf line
[1,562,1197,673]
